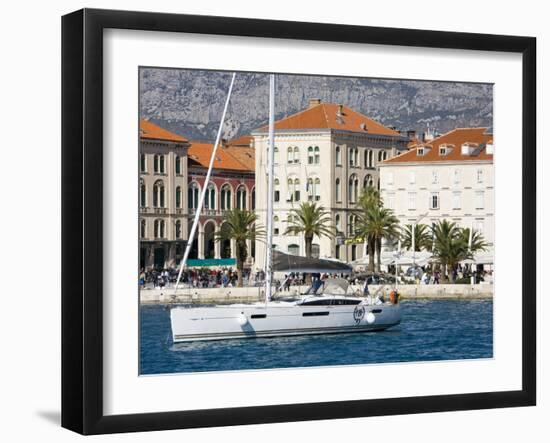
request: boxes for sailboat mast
[264,74,276,302]
[173,72,236,294]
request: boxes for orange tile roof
[229,134,253,147]
[257,102,401,136]
[224,145,255,170]
[140,119,188,143]
[382,128,493,164]
[188,141,255,172]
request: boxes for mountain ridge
[139,69,493,142]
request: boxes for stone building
[139,119,256,270]
[139,119,190,269]
[253,99,409,268]
[379,127,494,260]
[186,137,255,263]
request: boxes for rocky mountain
[139,68,493,142]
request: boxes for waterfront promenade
[140,283,493,304]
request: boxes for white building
[379,127,494,259]
[253,99,409,268]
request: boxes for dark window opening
[251,314,267,319]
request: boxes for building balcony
[188,208,227,217]
[153,207,168,215]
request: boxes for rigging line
[173,72,237,295]
[265,74,276,303]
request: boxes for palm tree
[459,228,489,257]
[354,188,399,272]
[372,208,400,272]
[284,202,334,258]
[354,188,382,271]
[401,223,433,252]
[215,209,264,287]
[431,220,487,283]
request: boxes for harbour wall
[140,283,493,304]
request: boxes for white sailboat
[170,74,402,343]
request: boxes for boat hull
[170,303,401,342]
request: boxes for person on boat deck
[283,274,291,292]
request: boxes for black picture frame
[61,8,537,435]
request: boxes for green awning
[186,258,236,267]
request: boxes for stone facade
[253,100,409,269]
[379,127,494,258]
[139,122,190,270]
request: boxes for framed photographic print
[62,8,536,435]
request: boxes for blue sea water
[139,299,493,375]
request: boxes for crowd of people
[402,264,493,284]
[139,265,493,290]
[139,267,267,289]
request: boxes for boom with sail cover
[272,250,352,274]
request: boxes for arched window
[159,155,165,173]
[287,178,294,202]
[175,220,182,239]
[314,146,320,164]
[293,146,299,164]
[378,151,383,162]
[204,184,216,210]
[307,177,320,201]
[335,146,342,166]
[364,174,374,189]
[348,214,357,236]
[153,180,165,208]
[221,184,232,210]
[273,216,280,236]
[274,147,279,163]
[354,148,359,167]
[251,187,256,210]
[335,178,341,202]
[153,154,159,173]
[308,146,314,164]
[140,219,146,238]
[154,219,165,238]
[175,186,182,208]
[288,244,300,255]
[140,180,146,207]
[236,185,247,209]
[335,214,341,233]
[349,147,354,167]
[188,182,199,210]
[274,179,280,202]
[314,178,320,201]
[140,154,147,173]
[294,178,300,202]
[175,156,181,175]
[348,175,359,203]
[368,150,373,168]
[287,147,293,164]
[383,151,388,161]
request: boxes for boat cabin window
[301,298,361,306]
[301,299,332,306]
[332,299,361,305]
